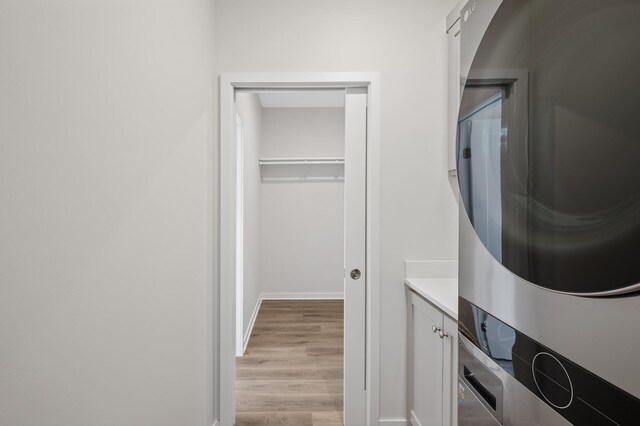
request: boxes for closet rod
[259,158,345,166]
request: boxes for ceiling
[257,90,345,108]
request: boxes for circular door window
[457,0,640,295]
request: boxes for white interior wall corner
[235,93,264,339]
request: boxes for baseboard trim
[243,297,262,354]
[409,410,420,426]
[379,419,409,426]
[261,292,344,300]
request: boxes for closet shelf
[258,157,345,182]
[258,158,345,166]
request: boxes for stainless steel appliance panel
[458,386,500,426]
[459,206,640,400]
[459,343,504,424]
[459,336,572,426]
[456,0,640,422]
[459,299,640,425]
[458,0,640,296]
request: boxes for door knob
[439,330,449,339]
[432,326,441,333]
[350,269,361,280]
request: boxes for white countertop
[404,278,458,320]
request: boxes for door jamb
[234,112,244,357]
[218,72,380,426]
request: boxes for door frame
[234,112,244,357]
[218,72,380,426]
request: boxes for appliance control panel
[459,297,640,425]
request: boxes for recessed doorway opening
[219,73,380,426]
[234,89,346,425]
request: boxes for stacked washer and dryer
[455,0,640,424]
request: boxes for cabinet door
[442,315,458,426]
[447,18,461,175]
[407,291,444,426]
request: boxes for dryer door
[457,0,640,296]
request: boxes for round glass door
[458,0,640,295]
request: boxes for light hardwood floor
[236,300,344,426]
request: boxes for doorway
[235,89,346,425]
[219,73,380,426]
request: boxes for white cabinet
[446,2,464,176]
[442,315,458,426]
[406,288,458,426]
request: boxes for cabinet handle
[432,325,441,333]
[439,330,449,339]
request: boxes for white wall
[235,93,263,338]
[215,0,460,421]
[0,1,216,425]
[260,108,345,297]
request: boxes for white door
[343,88,367,425]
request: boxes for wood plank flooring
[236,300,344,426]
